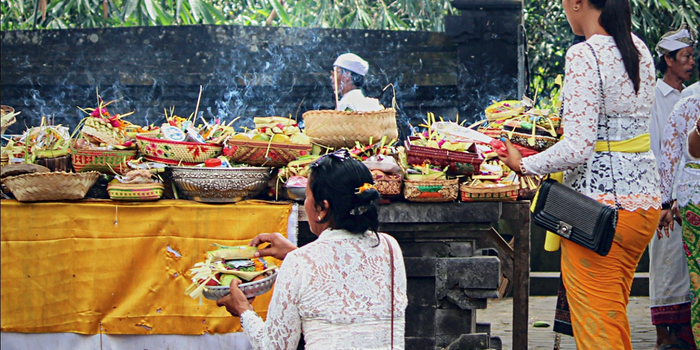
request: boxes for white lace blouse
[659,95,700,207]
[240,229,408,350]
[522,34,661,211]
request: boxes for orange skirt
[561,207,660,350]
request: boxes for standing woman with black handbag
[498,0,661,348]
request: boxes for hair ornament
[350,205,369,216]
[355,183,377,194]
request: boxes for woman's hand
[216,278,254,317]
[657,209,674,239]
[672,201,682,226]
[497,138,524,174]
[249,232,297,260]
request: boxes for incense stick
[194,85,203,125]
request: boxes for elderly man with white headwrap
[649,24,697,350]
[330,53,383,112]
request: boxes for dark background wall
[1,18,520,137]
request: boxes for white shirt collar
[656,79,683,97]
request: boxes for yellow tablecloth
[0,199,292,335]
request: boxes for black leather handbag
[531,43,621,257]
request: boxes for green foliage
[0,0,458,31]
[525,0,700,102]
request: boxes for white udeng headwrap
[656,26,695,57]
[333,53,369,76]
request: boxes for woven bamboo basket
[107,182,164,201]
[135,135,223,166]
[405,140,483,176]
[2,171,99,202]
[460,182,519,202]
[303,108,398,149]
[372,172,402,197]
[501,130,558,152]
[1,153,8,167]
[71,145,137,174]
[226,139,312,167]
[403,178,459,202]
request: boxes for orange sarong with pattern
[561,207,660,349]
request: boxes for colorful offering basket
[71,146,138,174]
[225,139,312,168]
[372,172,402,197]
[107,181,164,201]
[403,178,459,202]
[135,135,223,166]
[460,182,519,202]
[405,140,483,176]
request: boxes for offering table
[0,199,294,349]
[298,201,531,350]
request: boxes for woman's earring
[573,4,580,10]
[318,215,322,221]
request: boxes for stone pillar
[444,0,525,120]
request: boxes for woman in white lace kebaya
[658,93,700,347]
[217,149,407,350]
[498,0,660,348]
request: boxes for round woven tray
[135,135,223,166]
[2,171,100,202]
[202,269,278,300]
[303,108,398,148]
[501,130,557,152]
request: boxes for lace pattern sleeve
[241,252,303,350]
[659,97,698,203]
[522,44,600,175]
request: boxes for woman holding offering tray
[217,148,407,350]
[498,0,660,348]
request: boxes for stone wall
[1,1,523,138]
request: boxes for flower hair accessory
[355,183,376,194]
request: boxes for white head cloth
[333,53,369,76]
[656,26,695,57]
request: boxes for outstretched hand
[496,138,524,174]
[249,232,297,260]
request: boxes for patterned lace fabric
[659,95,700,207]
[240,229,408,350]
[522,34,661,211]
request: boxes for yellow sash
[538,133,650,251]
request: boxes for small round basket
[303,108,398,149]
[501,130,558,152]
[2,171,100,202]
[170,166,271,203]
[202,270,278,300]
[135,135,223,166]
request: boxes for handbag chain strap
[585,42,622,226]
[382,233,395,349]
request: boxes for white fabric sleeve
[241,252,303,350]
[522,44,600,175]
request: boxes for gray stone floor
[477,296,656,350]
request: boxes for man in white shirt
[649,25,696,350]
[330,53,383,112]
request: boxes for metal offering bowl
[170,166,271,203]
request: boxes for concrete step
[529,271,649,297]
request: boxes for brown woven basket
[460,182,519,202]
[226,139,312,167]
[2,171,100,202]
[403,178,459,202]
[372,172,402,197]
[303,108,398,148]
[501,130,558,152]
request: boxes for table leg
[502,202,530,350]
